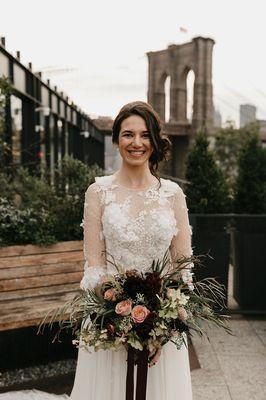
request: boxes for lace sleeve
[170,186,194,289]
[80,183,107,290]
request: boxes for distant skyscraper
[240,104,256,128]
[213,108,222,128]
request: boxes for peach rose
[104,288,116,301]
[131,305,150,324]
[115,300,132,316]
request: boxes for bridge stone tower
[147,36,215,178]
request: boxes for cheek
[119,138,130,148]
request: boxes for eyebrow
[121,130,150,134]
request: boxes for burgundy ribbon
[126,346,135,400]
[126,346,149,400]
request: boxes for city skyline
[1,0,266,126]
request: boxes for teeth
[129,151,145,154]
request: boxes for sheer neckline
[111,174,160,191]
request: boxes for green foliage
[214,121,260,196]
[0,198,56,247]
[185,129,231,213]
[0,156,104,246]
[234,133,266,214]
[50,157,103,241]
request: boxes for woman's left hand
[148,346,162,367]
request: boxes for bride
[1,101,194,399]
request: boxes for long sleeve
[170,187,194,289]
[80,183,107,290]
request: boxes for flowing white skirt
[70,340,193,400]
[0,341,193,400]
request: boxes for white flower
[171,288,190,306]
[181,270,194,285]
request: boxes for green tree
[185,129,231,213]
[214,121,259,196]
[234,133,266,214]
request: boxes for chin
[124,156,149,167]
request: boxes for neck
[115,162,155,186]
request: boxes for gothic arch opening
[186,69,195,123]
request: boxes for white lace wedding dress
[1,174,194,400]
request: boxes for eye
[142,133,150,139]
[123,133,132,137]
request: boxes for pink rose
[115,300,132,316]
[104,288,116,301]
[131,305,150,324]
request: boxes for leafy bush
[185,129,232,213]
[0,156,104,246]
[214,121,260,196]
[234,133,266,214]
[49,157,103,241]
[0,198,56,246]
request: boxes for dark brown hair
[112,101,172,187]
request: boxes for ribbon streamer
[126,346,149,400]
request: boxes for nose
[132,135,143,147]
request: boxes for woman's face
[117,115,153,167]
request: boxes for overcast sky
[1,0,266,126]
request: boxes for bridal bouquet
[39,250,231,356]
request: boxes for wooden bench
[0,241,84,331]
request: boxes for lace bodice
[80,174,194,290]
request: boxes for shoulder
[160,178,183,197]
[86,175,114,194]
[94,175,114,189]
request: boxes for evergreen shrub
[234,133,266,214]
[185,129,231,214]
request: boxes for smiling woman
[0,101,194,400]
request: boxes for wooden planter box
[189,214,232,310]
[0,241,84,370]
[0,240,84,332]
[232,215,266,311]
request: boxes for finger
[149,348,161,367]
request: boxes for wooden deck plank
[0,283,81,301]
[0,293,77,331]
[0,241,83,258]
[0,272,83,291]
[0,261,84,280]
[0,292,77,317]
[0,251,83,269]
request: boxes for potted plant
[185,129,232,307]
[232,132,266,311]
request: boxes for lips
[128,150,146,156]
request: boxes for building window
[41,85,50,107]
[0,53,9,77]
[51,94,58,114]
[10,95,22,165]
[13,64,26,93]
